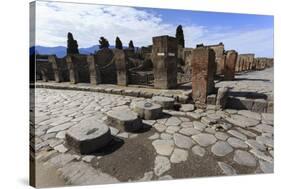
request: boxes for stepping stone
[211,141,233,157]
[170,148,188,163]
[259,160,273,173]
[227,130,247,141]
[106,109,142,132]
[192,133,217,147]
[133,101,162,120]
[154,156,171,176]
[179,128,200,136]
[233,150,257,167]
[238,110,261,120]
[227,137,248,149]
[173,133,193,149]
[186,112,202,120]
[66,118,112,154]
[191,145,205,157]
[180,104,194,112]
[218,162,237,175]
[152,96,175,109]
[152,139,174,156]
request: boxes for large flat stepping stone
[152,139,174,156]
[211,141,233,157]
[106,109,142,132]
[66,118,112,154]
[192,133,217,147]
[152,96,175,109]
[133,101,162,120]
[233,150,257,167]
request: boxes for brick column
[152,35,178,89]
[191,46,216,108]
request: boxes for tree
[128,40,134,49]
[67,32,79,54]
[99,37,110,49]
[115,36,123,49]
[176,25,185,48]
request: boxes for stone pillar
[191,46,216,108]
[224,50,238,81]
[152,35,178,89]
[87,55,101,85]
[66,55,79,84]
[48,55,62,82]
[114,49,128,86]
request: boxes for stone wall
[206,42,225,75]
[36,54,54,82]
[66,55,90,84]
[224,50,238,81]
[236,54,255,72]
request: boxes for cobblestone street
[32,69,274,187]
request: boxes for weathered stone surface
[160,133,172,140]
[191,46,216,108]
[106,109,142,132]
[152,36,178,89]
[114,49,128,86]
[245,139,266,151]
[256,136,273,148]
[233,150,257,167]
[152,139,174,156]
[250,149,273,162]
[252,124,273,133]
[216,87,229,109]
[154,156,171,176]
[65,118,112,154]
[218,162,237,175]
[180,104,194,112]
[152,96,175,109]
[191,145,206,157]
[165,126,180,134]
[259,160,273,173]
[211,141,233,157]
[47,122,75,134]
[186,112,202,120]
[201,116,217,125]
[133,101,162,120]
[193,121,206,131]
[227,137,248,149]
[54,144,68,153]
[225,114,260,128]
[238,110,261,121]
[227,130,247,141]
[154,124,167,132]
[170,148,188,163]
[192,133,217,147]
[47,154,76,168]
[165,117,181,126]
[224,50,237,81]
[179,128,200,136]
[173,133,193,149]
[215,132,229,141]
[148,133,160,140]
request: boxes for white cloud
[35,1,273,57]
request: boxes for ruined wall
[36,54,54,81]
[206,43,225,75]
[66,55,90,84]
[152,35,178,89]
[236,54,255,71]
[48,55,69,82]
[224,50,238,81]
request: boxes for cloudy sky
[35,0,274,57]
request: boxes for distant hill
[32,45,118,58]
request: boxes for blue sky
[35,1,274,57]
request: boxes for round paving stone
[154,156,171,176]
[233,150,257,167]
[133,101,162,120]
[106,109,142,132]
[215,132,229,141]
[66,117,112,154]
[170,148,188,163]
[211,141,233,157]
[192,133,217,147]
[191,145,206,157]
[152,96,175,109]
[173,133,193,149]
[227,137,248,149]
[152,139,174,156]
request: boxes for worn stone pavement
[31,68,274,187]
